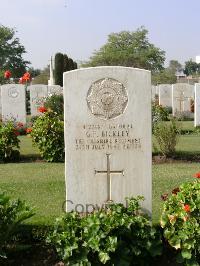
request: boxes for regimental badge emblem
[8,87,19,98]
[87,78,128,120]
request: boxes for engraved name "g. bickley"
[101,130,129,138]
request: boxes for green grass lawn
[0,134,199,226]
[0,162,65,225]
[165,121,194,131]
[177,135,200,153]
[153,121,200,155]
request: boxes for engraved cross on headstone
[95,153,124,202]
[175,91,191,112]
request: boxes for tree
[152,69,176,85]
[0,24,30,79]
[54,53,78,86]
[168,60,182,74]
[54,53,64,86]
[83,27,165,72]
[184,59,199,76]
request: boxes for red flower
[194,172,200,179]
[38,106,47,113]
[23,72,31,81]
[26,128,32,134]
[183,204,190,212]
[19,77,25,84]
[4,70,11,79]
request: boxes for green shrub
[152,102,169,128]
[153,119,181,157]
[47,197,162,265]
[63,54,70,72]
[29,115,39,125]
[161,177,200,265]
[68,58,75,70]
[0,191,34,259]
[0,122,20,162]
[54,53,78,86]
[44,94,64,120]
[54,53,64,86]
[164,106,172,114]
[31,111,64,162]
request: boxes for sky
[1,0,200,69]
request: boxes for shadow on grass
[20,154,44,162]
[153,151,200,163]
[0,155,65,163]
[172,151,200,162]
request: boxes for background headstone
[159,84,172,107]
[64,67,152,214]
[172,83,194,116]
[194,83,200,127]
[30,85,48,116]
[48,85,63,95]
[1,84,26,124]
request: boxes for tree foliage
[168,60,182,74]
[152,60,182,85]
[54,53,64,87]
[83,27,165,72]
[0,24,30,78]
[184,59,200,76]
[152,69,177,85]
[54,53,78,86]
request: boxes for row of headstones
[151,83,200,126]
[0,84,63,124]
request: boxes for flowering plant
[0,70,12,84]
[37,106,48,113]
[26,127,32,134]
[160,175,200,265]
[0,122,20,162]
[13,122,27,136]
[19,72,31,84]
[4,70,11,79]
[31,111,64,162]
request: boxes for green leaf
[181,249,192,259]
[98,251,110,264]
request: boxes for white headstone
[172,83,194,116]
[159,84,172,107]
[1,84,26,124]
[194,83,200,127]
[30,85,48,116]
[64,67,152,214]
[48,85,63,95]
